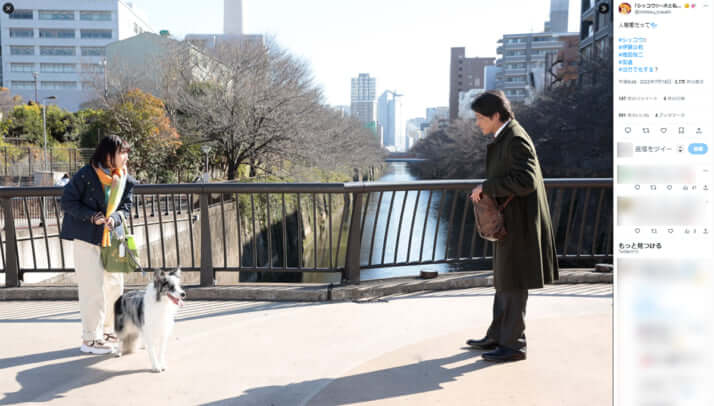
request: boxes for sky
[129,0,582,120]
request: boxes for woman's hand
[92,212,106,226]
[105,216,115,230]
[470,186,483,204]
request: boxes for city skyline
[128,0,583,120]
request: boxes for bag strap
[116,210,127,228]
[111,211,144,274]
[124,239,143,274]
[498,195,514,212]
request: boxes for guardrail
[0,179,612,287]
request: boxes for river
[358,162,470,280]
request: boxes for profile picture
[619,3,632,14]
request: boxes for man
[467,90,559,362]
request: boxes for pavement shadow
[1,353,147,405]
[177,301,324,323]
[200,350,494,406]
[384,288,611,301]
[0,348,78,370]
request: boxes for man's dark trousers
[486,289,528,353]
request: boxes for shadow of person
[1,352,147,405]
[0,348,78,370]
[200,350,495,406]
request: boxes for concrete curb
[0,270,611,302]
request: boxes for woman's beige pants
[74,239,124,341]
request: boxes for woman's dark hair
[470,90,514,122]
[90,135,130,168]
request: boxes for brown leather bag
[474,193,514,242]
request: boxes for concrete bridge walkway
[0,284,612,405]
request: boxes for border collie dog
[114,269,185,372]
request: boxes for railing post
[344,191,363,284]
[1,198,20,287]
[199,191,214,286]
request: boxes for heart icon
[660,128,667,134]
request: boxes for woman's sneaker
[80,340,114,355]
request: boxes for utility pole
[101,59,108,98]
[32,72,39,104]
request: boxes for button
[688,143,708,154]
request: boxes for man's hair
[470,90,514,122]
[90,135,130,168]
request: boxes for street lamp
[42,96,57,171]
[201,144,211,183]
[100,58,108,98]
[32,72,39,105]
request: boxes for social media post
[616,259,714,406]
[614,1,714,405]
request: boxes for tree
[410,54,613,180]
[74,108,111,149]
[102,88,182,183]
[0,104,80,145]
[165,40,383,180]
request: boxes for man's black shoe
[482,347,526,362]
[466,337,498,350]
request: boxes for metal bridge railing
[0,179,612,287]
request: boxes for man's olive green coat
[482,119,559,290]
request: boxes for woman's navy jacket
[60,165,136,246]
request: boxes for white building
[458,88,484,120]
[405,117,426,150]
[105,32,219,99]
[425,106,448,123]
[495,31,576,103]
[0,0,153,111]
[185,0,263,50]
[350,73,376,126]
[484,65,500,91]
[494,0,576,103]
[377,90,404,148]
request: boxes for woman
[466,90,558,362]
[61,135,136,354]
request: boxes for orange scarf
[93,165,127,247]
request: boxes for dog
[114,269,186,372]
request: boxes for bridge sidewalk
[0,284,612,405]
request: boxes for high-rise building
[0,0,154,111]
[350,73,376,126]
[579,0,613,83]
[449,48,494,120]
[377,90,404,148]
[493,0,579,103]
[484,65,500,91]
[425,106,448,123]
[547,0,570,32]
[495,32,578,103]
[223,0,242,36]
[185,0,263,49]
[546,34,579,89]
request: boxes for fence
[0,179,613,287]
[0,146,94,179]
